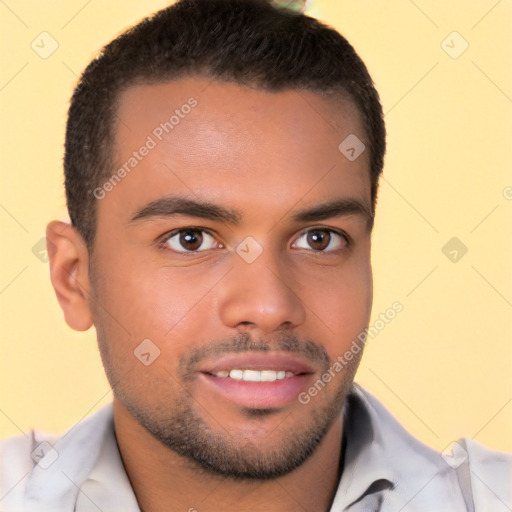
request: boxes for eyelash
[158,226,352,256]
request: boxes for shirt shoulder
[0,405,114,512]
[462,436,512,511]
[342,385,512,511]
[0,428,58,510]
[0,430,34,477]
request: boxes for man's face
[89,77,373,478]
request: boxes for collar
[24,404,139,512]
[23,383,457,511]
[331,383,396,509]
[330,383,457,511]
[75,415,140,512]
[24,404,117,511]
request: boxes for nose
[217,247,307,335]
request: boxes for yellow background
[1,0,511,453]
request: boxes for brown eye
[164,229,220,253]
[307,230,331,251]
[293,228,347,252]
[179,229,203,250]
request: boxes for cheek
[90,249,225,364]
[311,274,371,335]
[90,257,203,399]
[299,252,372,351]
[116,271,197,335]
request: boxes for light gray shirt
[1,384,510,511]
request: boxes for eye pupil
[307,230,330,251]
[180,229,203,250]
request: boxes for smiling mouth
[197,353,316,409]
[206,369,299,382]
[198,370,313,409]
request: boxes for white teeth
[243,370,261,382]
[260,370,276,382]
[229,369,243,380]
[212,369,295,381]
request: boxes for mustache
[179,331,331,380]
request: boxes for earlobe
[46,220,93,331]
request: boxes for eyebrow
[130,195,374,227]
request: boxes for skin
[47,77,374,512]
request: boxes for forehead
[105,77,371,224]
[114,78,366,155]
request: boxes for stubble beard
[98,331,362,480]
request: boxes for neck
[113,399,344,512]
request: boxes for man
[1,0,510,510]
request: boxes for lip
[197,353,315,409]
[198,373,312,409]
[198,353,315,375]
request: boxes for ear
[46,221,93,331]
